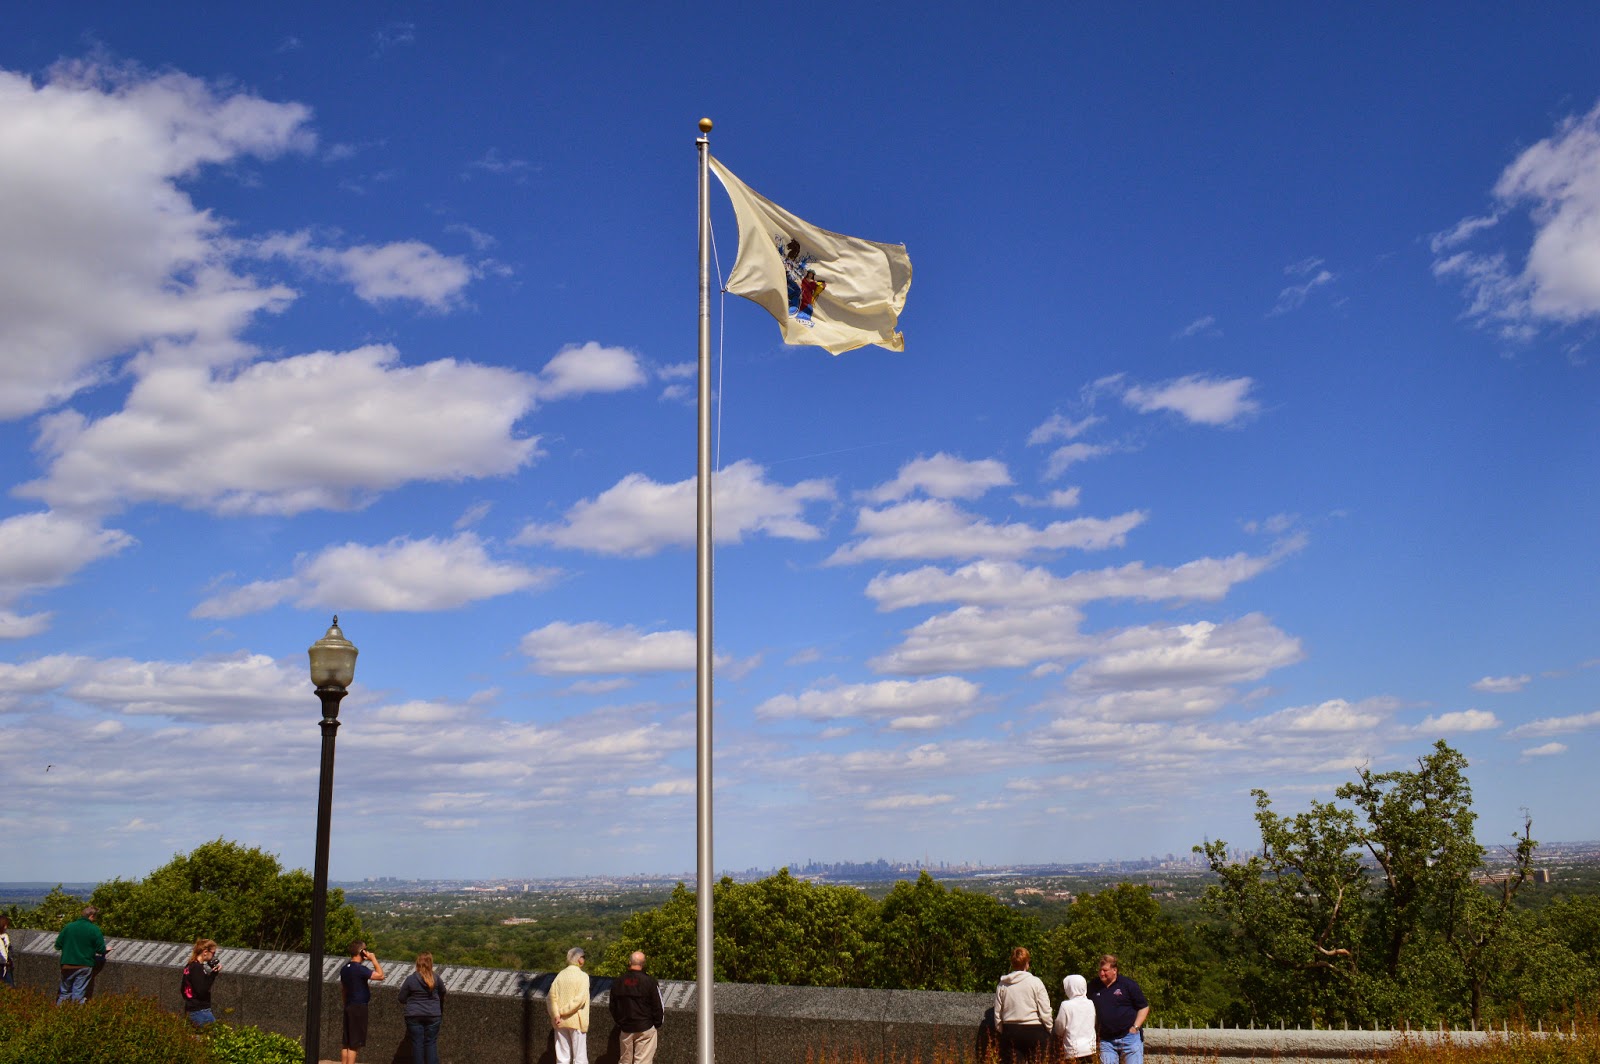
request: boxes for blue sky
[2,4,1598,882]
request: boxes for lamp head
[308,615,359,689]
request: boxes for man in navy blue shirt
[339,940,385,1064]
[1085,954,1149,1064]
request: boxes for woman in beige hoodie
[994,946,1053,1064]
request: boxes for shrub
[0,987,210,1064]
[203,1022,303,1064]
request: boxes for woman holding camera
[180,938,222,1026]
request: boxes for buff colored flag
[710,158,912,354]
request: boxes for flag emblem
[711,158,911,354]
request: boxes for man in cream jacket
[548,947,591,1064]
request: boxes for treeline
[598,870,1227,1021]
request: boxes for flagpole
[694,115,716,1064]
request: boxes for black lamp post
[304,616,358,1064]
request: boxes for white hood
[1000,969,1034,986]
[1063,973,1088,999]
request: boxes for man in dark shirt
[338,940,384,1064]
[609,950,666,1064]
[1086,954,1149,1064]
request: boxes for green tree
[90,839,364,952]
[602,870,877,987]
[21,886,91,932]
[1198,741,1541,1026]
[1036,884,1211,1022]
[871,871,1038,992]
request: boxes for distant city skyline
[1,6,1597,882]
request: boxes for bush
[0,986,210,1064]
[203,1022,302,1064]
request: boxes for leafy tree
[871,871,1037,992]
[1198,741,1540,1026]
[1036,884,1211,1022]
[89,838,364,952]
[21,886,90,932]
[602,870,877,986]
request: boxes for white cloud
[23,346,540,516]
[519,621,701,675]
[828,499,1145,565]
[1507,710,1600,738]
[1271,263,1336,315]
[1434,100,1600,331]
[533,342,648,400]
[516,459,833,557]
[1174,315,1220,339]
[1121,374,1259,426]
[865,548,1291,611]
[626,779,694,797]
[863,454,1012,502]
[0,62,312,419]
[253,232,473,309]
[1013,488,1082,509]
[863,793,954,811]
[1522,742,1568,758]
[1261,698,1389,734]
[870,605,1090,674]
[1044,443,1110,479]
[1069,614,1305,692]
[1472,674,1531,693]
[1415,709,1500,734]
[0,651,304,720]
[0,511,134,606]
[755,677,981,731]
[1027,413,1102,446]
[193,533,558,617]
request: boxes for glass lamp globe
[308,616,359,689]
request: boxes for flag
[711,158,912,354]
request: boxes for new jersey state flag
[711,158,912,354]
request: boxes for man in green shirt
[54,905,108,1004]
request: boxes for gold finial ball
[698,117,713,133]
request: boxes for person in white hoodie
[994,946,1053,1064]
[1054,973,1097,1062]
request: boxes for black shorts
[343,1002,369,1049]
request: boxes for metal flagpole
[694,115,716,1064]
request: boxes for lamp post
[304,616,358,1064]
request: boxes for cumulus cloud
[1256,698,1391,734]
[863,454,1012,502]
[193,533,558,617]
[22,346,540,515]
[0,651,304,720]
[870,605,1090,674]
[519,621,704,675]
[1507,710,1600,738]
[0,511,134,618]
[253,232,473,309]
[1414,709,1500,734]
[865,547,1294,612]
[827,499,1145,565]
[516,459,833,557]
[1522,742,1567,758]
[533,342,648,400]
[1121,375,1259,426]
[1068,614,1305,692]
[1472,674,1531,693]
[0,62,312,419]
[1434,100,1600,333]
[755,676,981,731]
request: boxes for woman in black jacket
[397,952,447,1064]
[180,938,221,1026]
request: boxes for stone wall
[11,928,1492,1063]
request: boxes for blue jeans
[188,1008,217,1026]
[406,1016,442,1064]
[58,966,92,1003]
[1099,1032,1144,1064]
